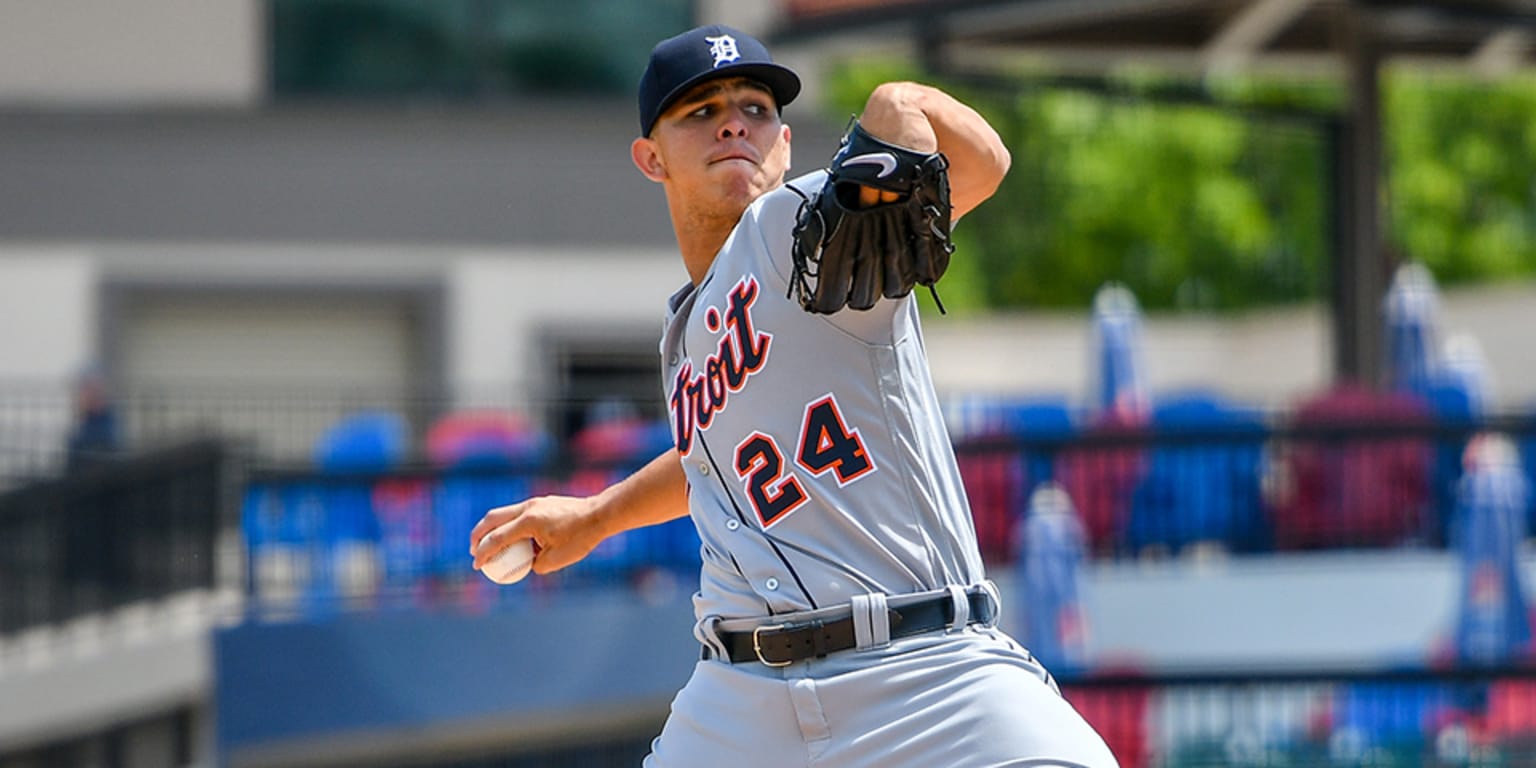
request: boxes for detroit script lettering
[670,276,772,455]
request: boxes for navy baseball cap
[638,24,801,136]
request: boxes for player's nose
[717,112,748,140]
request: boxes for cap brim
[650,62,801,132]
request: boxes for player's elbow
[952,143,1010,219]
[978,141,1011,198]
[994,140,1013,178]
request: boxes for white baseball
[479,535,535,585]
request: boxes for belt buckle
[752,623,793,667]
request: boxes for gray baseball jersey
[660,169,985,624]
[650,171,1121,768]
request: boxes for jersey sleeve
[749,170,825,293]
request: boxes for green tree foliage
[823,60,1536,313]
[1386,68,1536,284]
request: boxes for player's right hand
[469,494,607,577]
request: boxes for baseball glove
[788,119,955,315]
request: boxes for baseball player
[471,24,1118,768]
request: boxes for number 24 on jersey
[733,394,876,529]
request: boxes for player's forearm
[857,82,1011,220]
[588,448,691,538]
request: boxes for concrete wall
[0,594,216,760]
[1075,550,1465,670]
[0,250,96,382]
[0,0,262,108]
[922,305,1332,410]
[449,248,686,397]
[923,279,1536,411]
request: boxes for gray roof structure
[777,0,1536,69]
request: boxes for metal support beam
[1204,0,1317,74]
[1331,3,1389,389]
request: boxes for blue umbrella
[1437,333,1490,419]
[1016,482,1089,673]
[943,392,1006,442]
[1385,262,1442,400]
[1428,334,1491,544]
[1090,283,1149,423]
[1454,435,1532,665]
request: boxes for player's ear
[631,137,667,182]
[782,124,792,170]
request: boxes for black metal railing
[0,439,236,633]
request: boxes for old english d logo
[706,34,740,67]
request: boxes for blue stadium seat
[305,410,411,613]
[953,395,1077,564]
[424,410,552,606]
[312,409,407,545]
[559,417,674,587]
[370,477,435,608]
[240,477,335,618]
[1124,391,1270,556]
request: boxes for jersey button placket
[698,462,711,476]
[725,519,739,531]
[765,578,779,591]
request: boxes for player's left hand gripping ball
[789,119,955,314]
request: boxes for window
[271,0,693,99]
[544,333,663,444]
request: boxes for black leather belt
[714,588,995,666]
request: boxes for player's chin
[712,174,764,206]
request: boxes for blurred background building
[2,1,1536,767]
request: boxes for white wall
[1059,550,1467,670]
[0,0,261,107]
[0,597,212,755]
[0,250,97,381]
[1437,280,1536,409]
[925,279,1536,411]
[4,242,1533,413]
[449,248,687,399]
[923,304,1333,410]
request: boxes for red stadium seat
[1268,386,1433,550]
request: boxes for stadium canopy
[771,0,1536,388]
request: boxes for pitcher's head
[637,24,800,138]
